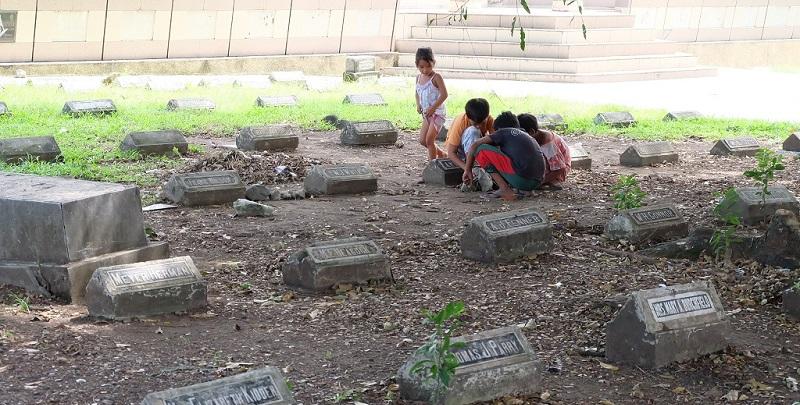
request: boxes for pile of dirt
[177,149,330,185]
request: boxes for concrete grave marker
[620,142,679,167]
[62,99,116,116]
[86,256,207,320]
[569,143,591,170]
[709,137,760,157]
[536,113,567,131]
[715,185,800,225]
[236,125,299,152]
[663,111,703,121]
[304,164,378,195]
[142,366,295,405]
[163,171,246,206]
[343,93,386,106]
[0,173,169,301]
[783,133,800,152]
[605,203,689,244]
[256,95,298,107]
[594,111,636,128]
[0,136,62,163]
[784,288,800,320]
[120,130,188,156]
[423,158,463,186]
[461,208,553,263]
[437,117,454,142]
[398,326,542,405]
[340,120,398,146]
[283,237,391,291]
[0,101,9,116]
[167,98,215,111]
[344,55,379,81]
[606,281,728,368]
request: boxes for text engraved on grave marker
[73,101,111,109]
[107,263,195,290]
[309,243,378,261]
[163,377,283,405]
[724,138,758,149]
[636,143,672,156]
[485,213,543,233]
[647,291,716,322]
[184,174,237,188]
[630,207,678,225]
[437,159,457,170]
[740,188,792,202]
[324,167,370,177]
[453,333,525,367]
[354,121,393,132]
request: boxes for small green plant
[611,175,646,210]
[711,188,742,261]
[332,388,362,403]
[239,282,252,292]
[744,148,785,205]
[411,301,467,403]
[9,293,30,313]
[285,379,295,392]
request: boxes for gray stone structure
[783,133,800,152]
[340,120,398,146]
[256,95,298,107]
[343,93,386,106]
[236,125,299,151]
[715,185,800,225]
[304,164,378,195]
[422,158,463,186]
[142,367,296,405]
[0,136,62,163]
[62,99,116,116]
[167,98,216,111]
[0,173,169,301]
[86,256,207,320]
[282,237,391,291]
[593,111,636,127]
[536,113,567,131]
[120,130,188,156]
[620,142,679,167]
[784,288,800,320]
[709,137,759,157]
[461,208,553,263]
[569,143,591,170]
[233,199,274,217]
[0,101,9,115]
[606,281,729,369]
[163,171,246,206]
[437,118,454,142]
[605,203,689,244]
[344,55,379,81]
[663,111,703,121]
[398,326,542,405]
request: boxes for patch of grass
[8,293,30,313]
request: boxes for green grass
[0,80,797,187]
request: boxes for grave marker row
[422,158,463,186]
[282,237,391,291]
[142,367,295,405]
[121,130,188,156]
[343,93,386,106]
[0,136,62,163]
[716,185,800,225]
[569,143,591,170]
[710,137,759,157]
[344,55,379,82]
[605,203,689,244]
[304,164,378,195]
[340,120,398,146]
[620,142,679,167]
[164,171,246,206]
[236,125,299,152]
[167,98,215,111]
[460,208,554,263]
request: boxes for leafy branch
[744,148,785,205]
[411,301,466,403]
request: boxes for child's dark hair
[493,111,520,130]
[517,113,539,133]
[465,98,490,124]
[415,47,435,65]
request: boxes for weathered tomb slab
[340,120,398,146]
[783,133,800,152]
[784,288,800,320]
[398,326,542,405]
[282,237,391,291]
[163,171,246,206]
[343,93,387,106]
[236,125,299,152]
[142,366,296,405]
[233,199,275,217]
[167,98,216,111]
[422,158,463,186]
[346,55,377,73]
[606,281,729,369]
[437,117,454,142]
[62,99,116,116]
[256,95,298,107]
[620,142,679,167]
[0,136,62,163]
[86,256,207,320]
[605,203,689,244]
[709,137,759,157]
[663,111,703,121]
[715,185,800,225]
[304,164,378,195]
[461,208,553,263]
[569,143,591,170]
[120,130,188,156]
[593,111,636,127]
[536,113,567,131]
[0,101,9,116]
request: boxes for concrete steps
[422,12,636,29]
[409,25,657,44]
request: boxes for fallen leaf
[598,360,619,371]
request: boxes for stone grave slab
[606,281,729,368]
[86,256,207,320]
[344,71,379,82]
[593,111,636,128]
[340,120,398,146]
[282,237,391,291]
[62,99,117,116]
[142,366,295,405]
[605,203,689,244]
[398,326,542,405]
[167,98,216,111]
[784,288,800,320]
[783,133,800,152]
[0,136,62,163]
[120,130,188,156]
[346,55,377,73]
[236,125,299,151]
[663,111,703,121]
[256,95,298,107]
[620,142,679,167]
[163,171,246,206]
[536,113,567,131]
[343,93,386,106]
[422,158,463,186]
[269,70,306,85]
[716,185,800,225]
[437,117,454,142]
[0,101,9,116]
[0,173,169,301]
[304,164,378,195]
[569,143,591,170]
[461,208,553,263]
[709,137,760,157]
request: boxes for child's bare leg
[419,119,430,148]
[488,172,517,201]
[424,124,444,160]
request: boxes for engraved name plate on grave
[167,98,216,111]
[461,208,553,263]
[346,56,377,73]
[709,137,759,157]
[121,130,188,156]
[569,143,591,170]
[236,125,299,151]
[163,171,246,206]
[663,111,703,121]
[343,93,386,106]
[303,164,378,195]
[593,111,636,128]
[606,281,728,368]
[620,141,679,167]
[282,237,391,291]
[62,99,117,116]
[605,203,689,244]
[716,185,800,225]
[398,326,542,405]
[340,120,398,146]
[535,113,567,131]
[0,101,9,115]
[256,95,298,107]
[422,158,464,186]
[0,136,62,163]
[142,366,296,405]
[783,133,800,152]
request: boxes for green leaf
[520,0,531,13]
[519,26,526,51]
[511,16,517,35]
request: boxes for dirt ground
[1,130,799,405]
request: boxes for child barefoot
[518,113,571,190]
[415,47,448,161]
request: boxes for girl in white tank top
[414,47,449,161]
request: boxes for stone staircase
[384,8,717,83]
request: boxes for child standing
[518,113,571,190]
[415,47,448,161]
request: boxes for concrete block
[120,130,188,157]
[233,199,274,217]
[0,136,62,163]
[461,208,553,263]
[256,95,298,107]
[167,98,216,111]
[142,367,295,405]
[535,113,568,131]
[783,132,800,152]
[422,158,463,186]
[620,142,679,167]
[282,237,391,291]
[346,55,377,73]
[304,164,378,195]
[163,171,246,206]
[605,203,689,244]
[343,93,386,106]
[340,120,398,146]
[569,143,591,170]
[716,185,800,225]
[236,125,299,151]
[62,99,116,116]
[784,288,800,320]
[709,137,760,157]
[593,111,636,128]
[663,110,703,121]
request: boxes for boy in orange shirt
[445,98,495,192]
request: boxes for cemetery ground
[1,81,800,404]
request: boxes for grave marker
[620,142,679,167]
[343,93,386,106]
[536,113,567,131]
[606,281,728,368]
[85,256,206,320]
[167,98,216,111]
[437,118,454,142]
[709,137,760,157]
[398,326,542,405]
[593,111,636,128]
[344,56,379,82]
[422,158,463,186]
[460,208,553,263]
[715,185,800,225]
[236,125,299,152]
[62,99,116,116]
[163,171,246,206]
[120,130,188,156]
[304,164,378,195]
[256,95,298,107]
[783,133,800,152]
[663,111,703,121]
[0,101,9,116]
[282,237,391,291]
[0,136,62,163]
[340,120,398,146]
[605,203,689,244]
[142,367,295,405]
[784,288,800,320]
[569,143,591,170]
